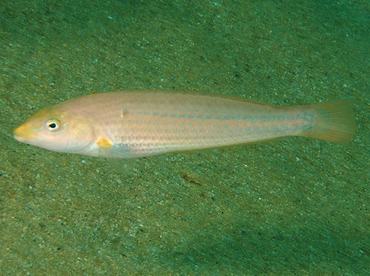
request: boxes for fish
[13,91,356,158]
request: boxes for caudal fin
[303,98,356,145]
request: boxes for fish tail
[303,98,356,145]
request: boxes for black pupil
[49,123,57,129]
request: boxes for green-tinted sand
[1,0,369,274]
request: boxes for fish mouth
[14,125,35,142]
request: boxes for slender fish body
[14,91,356,158]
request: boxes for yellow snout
[14,124,35,141]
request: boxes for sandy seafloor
[0,0,369,275]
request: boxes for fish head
[14,105,95,154]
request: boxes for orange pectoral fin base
[97,138,113,148]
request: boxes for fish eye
[46,119,61,131]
